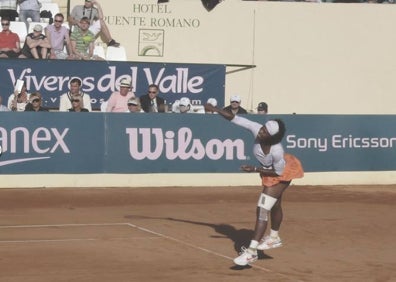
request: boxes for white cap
[207,98,217,107]
[127,98,138,106]
[120,78,132,88]
[265,120,279,136]
[33,24,43,32]
[179,97,191,107]
[230,95,241,103]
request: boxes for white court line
[0,237,161,244]
[0,223,128,229]
[0,222,301,281]
[124,222,301,281]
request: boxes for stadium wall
[1,113,396,188]
[2,1,396,188]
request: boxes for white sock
[249,240,259,250]
[270,229,279,238]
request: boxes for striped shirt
[70,28,95,55]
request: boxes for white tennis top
[231,115,285,175]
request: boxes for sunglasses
[1,23,10,26]
[32,99,40,103]
[231,101,240,103]
[128,103,137,106]
[72,99,80,103]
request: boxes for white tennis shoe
[233,247,258,266]
[257,235,282,250]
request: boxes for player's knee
[257,193,277,221]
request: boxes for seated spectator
[179,97,193,113]
[68,95,89,112]
[20,24,51,59]
[223,95,248,115]
[68,0,120,47]
[59,77,92,112]
[127,97,143,113]
[0,0,18,21]
[0,96,10,111]
[140,84,165,113]
[45,13,72,60]
[24,92,48,112]
[256,101,268,114]
[70,17,104,60]
[0,17,22,58]
[18,0,41,28]
[7,80,30,111]
[106,78,135,112]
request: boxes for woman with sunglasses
[68,96,89,112]
[24,92,48,112]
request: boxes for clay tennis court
[0,185,394,282]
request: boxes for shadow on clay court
[125,215,272,269]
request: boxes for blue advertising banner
[0,113,395,174]
[0,59,226,110]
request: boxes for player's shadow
[164,217,273,266]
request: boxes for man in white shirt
[59,77,92,112]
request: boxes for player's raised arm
[204,103,234,121]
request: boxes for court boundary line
[124,222,301,281]
[0,222,301,281]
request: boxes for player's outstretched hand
[204,103,216,112]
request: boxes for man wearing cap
[177,97,194,113]
[223,95,247,115]
[126,97,143,113]
[257,102,268,115]
[205,98,218,114]
[106,78,135,112]
[59,77,92,112]
[140,84,165,113]
[20,24,51,59]
[68,0,120,47]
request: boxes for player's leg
[234,183,288,266]
[270,195,283,231]
[257,182,291,250]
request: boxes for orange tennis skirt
[261,154,304,187]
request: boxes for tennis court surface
[0,185,394,282]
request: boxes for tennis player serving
[204,103,304,266]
